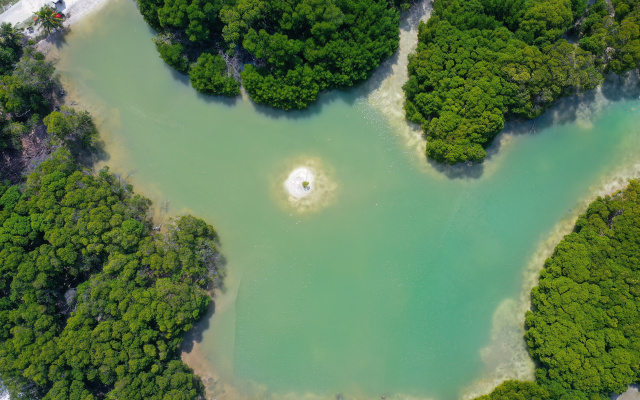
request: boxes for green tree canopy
[43,106,99,149]
[0,149,223,399]
[404,0,601,165]
[579,0,640,74]
[136,0,401,108]
[0,39,56,152]
[0,23,24,76]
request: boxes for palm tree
[33,5,64,35]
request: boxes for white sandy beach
[0,0,111,32]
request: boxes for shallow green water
[54,1,640,399]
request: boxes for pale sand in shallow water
[0,0,111,31]
[273,156,338,214]
[34,0,112,55]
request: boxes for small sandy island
[284,167,315,199]
[277,157,337,213]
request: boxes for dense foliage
[403,0,605,165]
[136,0,404,109]
[153,35,190,73]
[0,23,99,168]
[43,106,98,149]
[527,180,640,398]
[0,24,56,152]
[579,0,640,74]
[0,23,23,77]
[0,149,223,399]
[475,180,640,400]
[189,52,240,96]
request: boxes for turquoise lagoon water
[52,1,640,399]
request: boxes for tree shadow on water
[427,158,487,180]
[181,300,216,354]
[76,138,110,167]
[181,253,228,354]
[250,91,335,121]
[502,71,640,138]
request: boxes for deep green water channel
[53,1,640,399]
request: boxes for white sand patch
[61,0,111,27]
[273,157,338,213]
[284,167,315,199]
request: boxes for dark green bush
[189,52,240,97]
[136,0,401,108]
[0,150,223,399]
[153,37,190,73]
[404,0,602,165]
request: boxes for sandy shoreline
[462,160,640,400]
[0,0,112,38]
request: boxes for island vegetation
[0,23,55,155]
[136,0,408,109]
[2,2,640,399]
[0,23,222,399]
[404,0,640,165]
[0,151,222,399]
[0,22,99,179]
[475,179,640,400]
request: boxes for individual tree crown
[34,5,63,34]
